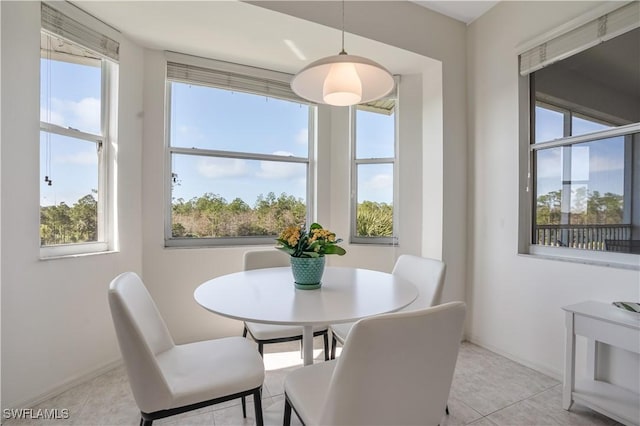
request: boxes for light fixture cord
[340,0,346,54]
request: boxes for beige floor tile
[487,385,621,426]
[468,417,500,426]
[5,342,620,426]
[451,343,559,416]
[440,396,484,426]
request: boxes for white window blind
[167,61,309,104]
[519,1,639,76]
[359,98,396,116]
[41,2,119,62]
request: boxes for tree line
[40,191,395,245]
[40,193,98,245]
[172,192,394,238]
[536,189,623,225]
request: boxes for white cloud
[295,128,308,145]
[536,146,624,180]
[257,152,304,179]
[40,107,65,128]
[176,125,205,146]
[72,98,101,132]
[197,157,249,179]
[54,151,97,165]
[588,153,624,173]
[366,173,393,190]
[359,173,393,203]
[42,97,101,134]
[536,149,561,179]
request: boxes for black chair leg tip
[241,396,247,418]
[253,389,264,426]
[283,398,292,426]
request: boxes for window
[532,102,638,252]
[39,3,118,257]
[351,99,397,244]
[166,59,314,246]
[521,4,639,263]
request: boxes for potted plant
[276,223,346,289]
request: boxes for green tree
[70,193,98,242]
[536,190,562,224]
[356,201,393,237]
[587,191,623,224]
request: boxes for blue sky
[534,106,625,201]
[40,57,625,212]
[40,59,397,208]
[40,58,100,207]
[170,83,396,206]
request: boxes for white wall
[466,0,640,381]
[0,2,144,408]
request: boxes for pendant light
[291,0,394,106]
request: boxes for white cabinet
[563,301,640,426]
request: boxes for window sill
[40,242,116,260]
[521,245,640,271]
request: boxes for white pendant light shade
[323,61,362,106]
[291,53,394,106]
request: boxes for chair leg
[283,397,292,426]
[446,404,450,415]
[258,343,264,357]
[141,418,152,426]
[241,396,247,418]
[323,331,329,361]
[253,388,264,426]
[242,325,248,338]
[330,334,337,360]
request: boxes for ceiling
[72,0,498,90]
[74,1,439,77]
[411,1,498,24]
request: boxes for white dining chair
[330,254,446,359]
[283,301,466,426]
[242,249,330,360]
[108,272,265,426]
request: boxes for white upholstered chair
[108,272,265,426]
[330,254,446,359]
[242,250,330,360]
[284,301,466,426]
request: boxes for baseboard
[466,334,563,381]
[3,358,123,411]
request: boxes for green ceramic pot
[290,256,325,290]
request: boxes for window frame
[39,36,116,258]
[349,102,399,245]
[518,2,640,269]
[163,61,316,248]
[523,89,640,269]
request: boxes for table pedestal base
[302,325,313,366]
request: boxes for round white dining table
[194,266,418,365]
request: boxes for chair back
[393,254,446,310]
[108,272,174,413]
[319,301,466,426]
[244,249,290,271]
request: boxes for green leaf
[275,246,295,255]
[324,245,346,256]
[301,251,321,258]
[309,223,322,230]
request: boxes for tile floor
[2,341,621,426]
